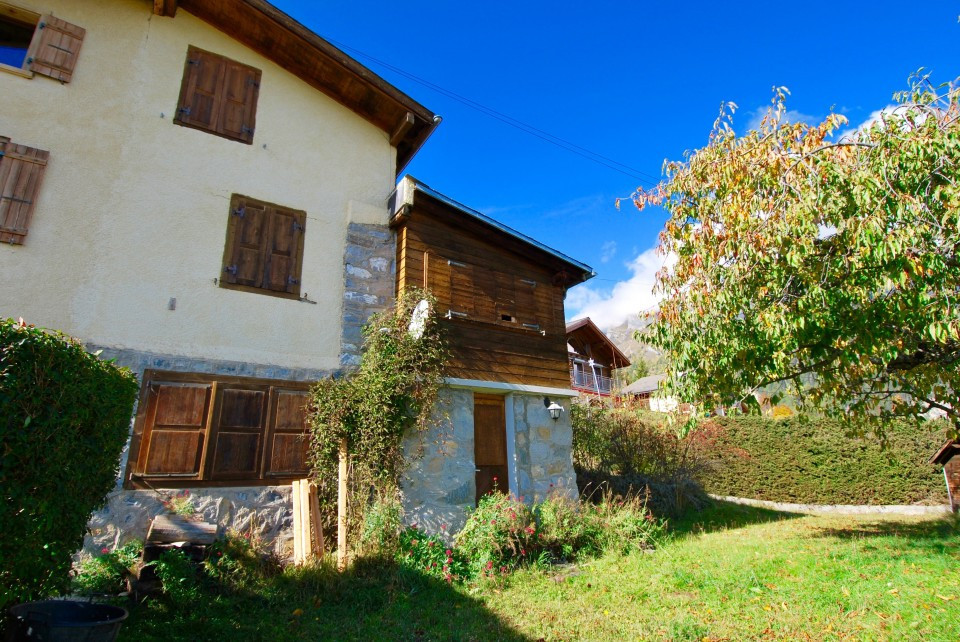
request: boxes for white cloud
[837,104,918,141]
[745,107,820,132]
[599,240,617,264]
[566,245,674,330]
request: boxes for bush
[205,532,282,591]
[360,495,404,558]
[455,493,539,577]
[0,319,138,610]
[396,528,469,582]
[693,416,948,505]
[571,403,711,516]
[152,549,201,603]
[71,540,143,596]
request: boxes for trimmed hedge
[695,416,948,505]
[0,319,138,610]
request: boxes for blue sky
[275,1,960,328]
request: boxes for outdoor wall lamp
[543,397,564,421]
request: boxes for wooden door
[474,393,508,502]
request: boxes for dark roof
[930,439,959,465]
[565,317,630,369]
[167,0,438,173]
[621,374,666,395]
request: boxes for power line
[323,36,663,186]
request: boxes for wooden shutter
[448,259,475,318]
[515,277,539,329]
[25,15,85,83]
[136,382,212,479]
[263,389,311,477]
[207,386,267,481]
[223,195,268,287]
[262,206,305,294]
[175,46,260,144]
[0,138,48,245]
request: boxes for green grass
[118,502,960,641]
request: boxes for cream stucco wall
[0,0,397,370]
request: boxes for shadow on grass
[119,556,531,642]
[666,499,801,538]
[807,512,960,553]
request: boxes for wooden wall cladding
[397,208,572,388]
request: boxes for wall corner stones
[339,222,396,367]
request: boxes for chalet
[0,0,437,554]
[930,440,959,512]
[565,317,630,396]
[390,177,595,533]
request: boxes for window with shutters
[0,136,48,245]
[0,4,85,82]
[220,194,306,299]
[174,46,261,144]
[125,371,313,488]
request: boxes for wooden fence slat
[291,479,303,563]
[308,482,324,554]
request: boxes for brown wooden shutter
[448,259,475,318]
[25,15,85,83]
[218,60,260,144]
[207,386,267,481]
[515,277,539,328]
[222,195,268,287]
[175,46,260,144]
[262,206,305,294]
[136,382,212,479]
[0,138,49,245]
[263,389,311,477]
[423,250,451,302]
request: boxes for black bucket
[6,600,128,642]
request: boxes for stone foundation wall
[400,387,578,541]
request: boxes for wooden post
[299,477,312,560]
[308,482,325,554]
[291,480,303,564]
[337,437,348,571]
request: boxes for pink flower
[445,549,452,557]
[100,547,109,554]
[440,524,447,531]
[411,539,418,546]
[485,560,494,570]
[490,519,496,525]
[411,523,418,529]
[428,541,435,547]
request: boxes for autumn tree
[632,75,960,435]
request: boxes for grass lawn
[119,502,960,641]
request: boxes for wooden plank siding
[395,206,572,388]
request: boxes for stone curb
[710,494,953,516]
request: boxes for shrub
[693,416,948,505]
[571,403,712,516]
[205,532,281,591]
[396,528,469,582]
[535,494,603,560]
[152,549,202,603]
[455,493,538,577]
[71,540,143,596]
[360,495,404,558]
[0,319,138,609]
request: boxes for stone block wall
[400,388,578,541]
[340,222,395,367]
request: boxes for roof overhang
[390,176,595,289]
[930,439,959,465]
[565,317,631,368]
[154,0,437,174]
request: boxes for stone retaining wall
[711,494,952,516]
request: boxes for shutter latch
[247,78,260,88]
[242,126,255,135]
[187,58,200,65]
[177,106,191,116]
[292,220,304,232]
[232,206,245,218]
[224,265,238,275]
[287,276,300,285]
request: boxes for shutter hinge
[232,206,245,218]
[242,126,255,135]
[292,220,304,232]
[247,79,260,88]
[287,276,300,285]
[224,265,238,275]
[37,21,45,30]
[187,59,200,65]
[520,279,537,287]
[447,259,468,268]
[25,57,33,65]
[177,106,191,116]
[445,310,468,319]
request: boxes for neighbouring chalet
[390,177,595,532]
[565,317,630,397]
[1,0,438,554]
[930,440,959,512]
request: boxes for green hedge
[0,319,138,610]
[695,416,948,505]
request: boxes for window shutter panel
[175,47,224,133]
[26,15,85,83]
[514,277,538,327]
[223,195,268,288]
[262,206,305,294]
[207,387,267,481]
[448,259,475,317]
[136,382,212,478]
[263,389,311,477]
[0,139,49,245]
[423,250,450,302]
[217,61,260,144]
